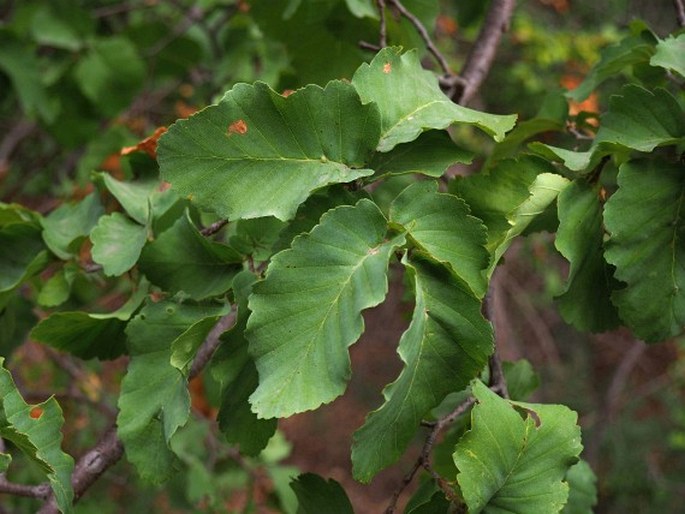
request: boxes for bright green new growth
[454,381,582,514]
[246,199,405,418]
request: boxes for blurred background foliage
[1,0,684,512]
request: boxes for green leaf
[595,85,685,152]
[139,211,241,300]
[489,172,569,277]
[528,144,597,173]
[501,359,540,402]
[246,199,405,418]
[451,157,550,254]
[158,81,380,221]
[212,271,277,456]
[368,131,473,178]
[389,181,489,297]
[0,37,58,122]
[290,473,354,514]
[230,217,286,261]
[96,173,157,226]
[41,192,104,260]
[170,303,231,375]
[555,181,619,333]
[351,48,516,151]
[74,36,145,116]
[567,32,655,102]
[453,380,583,514]
[650,33,685,78]
[344,0,377,18]
[30,281,148,359]
[90,213,148,277]
[0,223,50,293]
[0,358,74,513]
[118,300,227,482]
[352,255,493,483]
[604,159,685,342]
[561,460,597,514]
[404,480,451,514]
[37,264,78,308]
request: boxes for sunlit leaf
[352,47,516,151]
[246,199,405,417]
[158,81,380,221]
[454,380,582,514]
[650,33,685,78]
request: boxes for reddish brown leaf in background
[227,119,248,135]
[121,126,168,159]
[29,406,44,419]
[281,89,296,97]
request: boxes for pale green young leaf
[90,212,148,277]
[604,159,685,342]
[41,192,103,259]
[352,256,493,483]
[344,0,377,18]
[37,266,73,308]
[528,144,597,173]
[351,48,516,151]
[502,359,540,401]
[0,358,74,513]
[30,281,149,359]
[389,181,489,297]
[489,172,569,277]
[454,380,582,514]
[555,181,619,333]
[212,271,276,456]
[290,473,354,514]
[246,199,405,418]
[158,81,380,221]
[650,34,685,78]
[561,460,598,514]
[118,300,227,482]
[368,131,473,178]
[139,211,241,300]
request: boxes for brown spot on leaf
[228,119,248,135]
[383,62,392,74]
[281,89,296,97]
[29,406,43,419]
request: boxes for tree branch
[675,0,685,27]
[387,0,452,76]
[0,477,51,500]
[37,309,238,513]
[454,0,517,105]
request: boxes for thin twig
[483,281,509,399]
[455,0,517,105]
[387,0,452,75]
[675,0,685,27]
[37,310,238,513]
[0,479,51,500]
[0,119,37,172]
[201,219,229,237]
[377,0,387,47]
